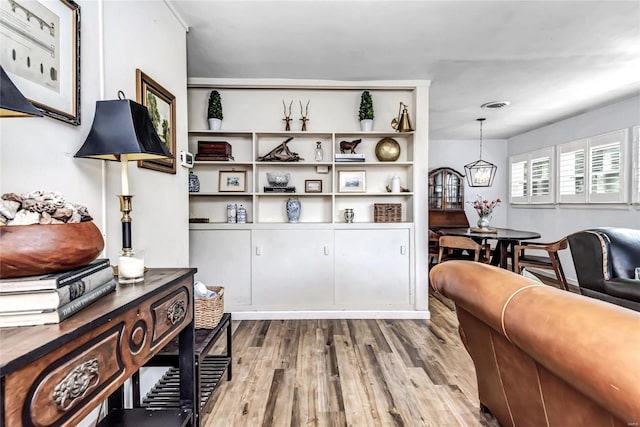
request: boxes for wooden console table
[0,268,196,427]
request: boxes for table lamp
[0,65,43,117]
[74,91,173,283]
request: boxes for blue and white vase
[286,198,301,223]
[188,171,200,192]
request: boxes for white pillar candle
[121,155,130,195]
[118,254,144,279]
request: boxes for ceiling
[167,1,640,140]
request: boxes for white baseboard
[230,310,431,320]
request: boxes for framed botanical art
[136,69,176,174]
[219,170,247,192]
[305,179,322,193]
[338,170,366,192]
[0,0,81,125]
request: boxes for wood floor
[202,294,500,427]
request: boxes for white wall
[1,1,188,423]
[506,95,640,283]
[429,138,508,228]
[1,0,189,266]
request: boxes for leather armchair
[567,227,640,312]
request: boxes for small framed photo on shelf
[219,170,247,192]
[338,170,366,193]
[305,180,323,193]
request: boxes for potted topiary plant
[208,90,223,130]
[358,90,374,131]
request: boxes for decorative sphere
[375,137,401,161]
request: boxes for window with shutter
[509,156,528,203]
[509,147,554,204]
[558,139,587,203]
[589,129,628,203]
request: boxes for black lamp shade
[0,66,43,117]
[75,98,173,161]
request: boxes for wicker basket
[194,286,224,329]
[374,203,402,223]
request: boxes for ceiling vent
[481,101,510,109]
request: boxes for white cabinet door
[334,229,411,308]
[252,229,334,309]
[189,229,252,308]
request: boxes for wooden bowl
[0,222,105,279]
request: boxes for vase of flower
[477,215,491,229]
[468,195,501,230]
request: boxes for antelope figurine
[299,100,310,131]
[282,100,293,131]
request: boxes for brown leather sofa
[430,261,640,427]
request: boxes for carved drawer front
[26,326,124,427]
[150,286,191,349]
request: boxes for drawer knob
[53,359,100,411]
[167,300,186,324]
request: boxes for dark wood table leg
[131,370,141,407]
[227,316,233,380]
[179,319,196,426]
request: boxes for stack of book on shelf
[0,258,116,327]
[335,153,365,162]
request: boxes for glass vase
[477,215,491,230]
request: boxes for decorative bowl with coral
[0,191,104,278]
[266,171,291,187]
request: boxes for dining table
[437,227,541,270]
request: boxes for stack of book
[0,258,116,327]
[264,186,296,193]
[335,153,365,162]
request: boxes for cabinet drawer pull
[167,300,186,325]
[324,245,329,256]
[53,359,100,411]
[400,245,406,255]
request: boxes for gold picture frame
[136,69,176,174]
[305,180,322,193]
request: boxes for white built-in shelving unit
[187,79,430,318]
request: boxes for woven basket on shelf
[373,203,402,223]
[194,286,224,329]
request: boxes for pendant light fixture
[464,118,497,187]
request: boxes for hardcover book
[0,265,114,312]
[0,259,110,293]
[0,279,117,327]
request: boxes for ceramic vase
[286,198,301,223]
[208,118,222,130]
[188,171,200,192]
[477,215,491,230]
[360,119,373,131]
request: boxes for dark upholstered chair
[567,228,640,312]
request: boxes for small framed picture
[305,180,323,193]
[219,171,247,192]
[338,170,366,193]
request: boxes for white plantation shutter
[558,139,587,203]
[509,147,554,204]
[510,155,528,203]
[589,130,628,203]
[529,147,554,203]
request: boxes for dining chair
[438,235,492,264]
[513,237,569,291]
[428,229,441,268]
